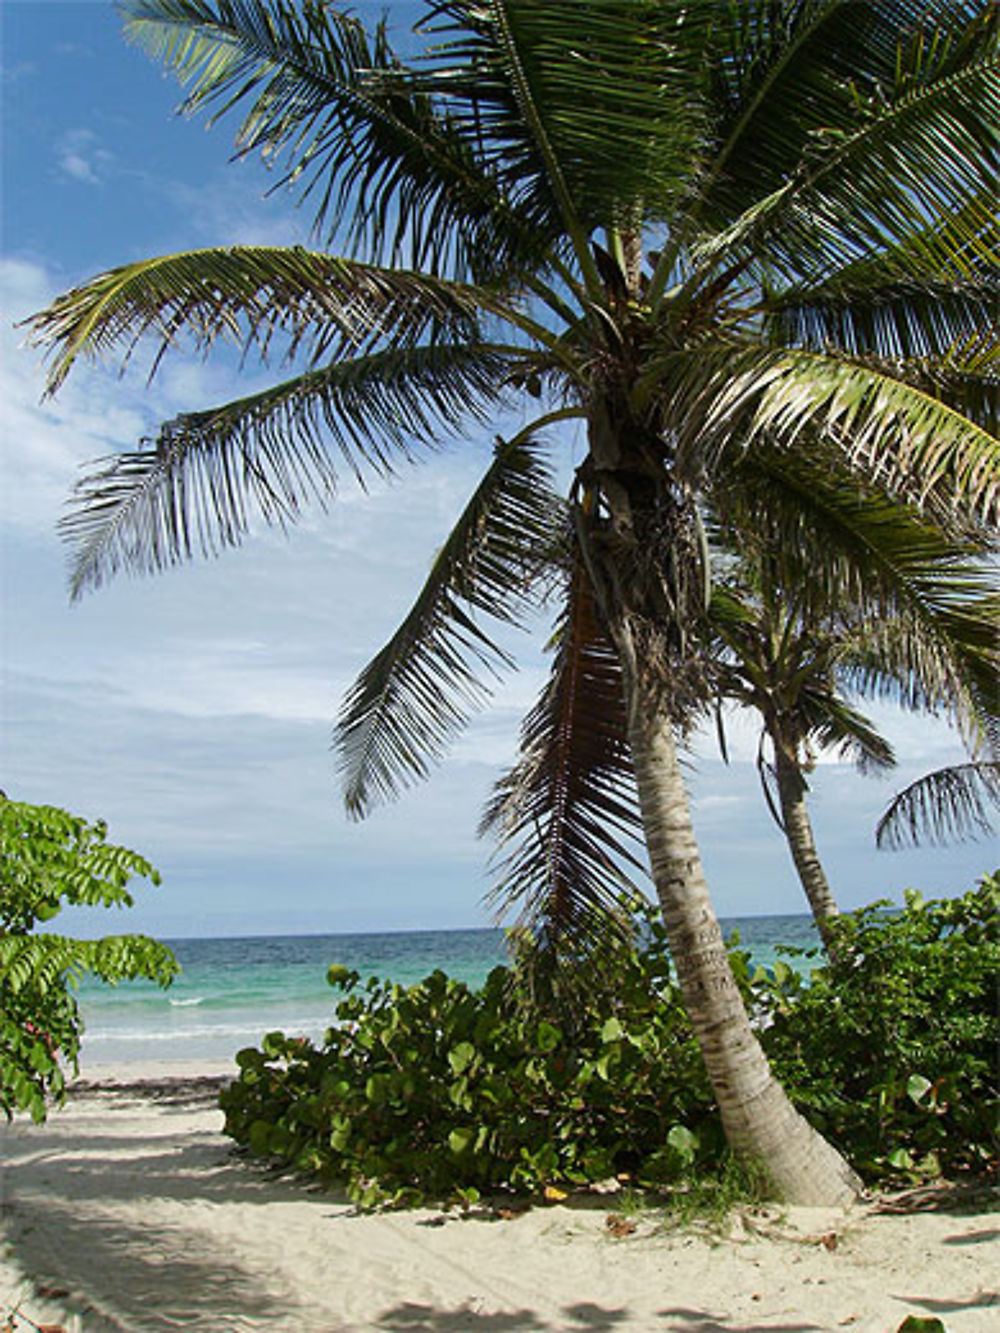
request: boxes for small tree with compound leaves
[0,794,178,1120]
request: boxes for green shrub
[0,795,178,1120]
[758,873,999,1180]
[220,875,998,1206]
[220,911,723,1209]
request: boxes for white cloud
[0,256,275,538]
[119,641,342,724]
[55,128,111,186]
[168,168,314,248]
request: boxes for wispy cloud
[55,127,112,185]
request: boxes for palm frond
[803,692,895,774]
[902,353,1000,438]
[60,342,514,596]
[692,0,910,234]
[420,0,712,266]
[837,602,999,741]
[336,431,564,818]
[876,760,1000,848]
[708,447,999,740]
[26,245,490,396]
[481,548,646,957]
[766,276,999,364]
[707,572,896,781]
[675,342,1000,526]
[120,0,555,279]
[694,3,1000,286]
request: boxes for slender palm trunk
[772,739,840,950]
[623,665,861,1205]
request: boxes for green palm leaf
[838,598,998,743]
[802,693,895,775]
[708,575,895,791]
[481,547,646,955]
[876,760,1000,848]
[693,4,1000,286]
[707,453,999,775]
[690,0,908,237]
[674,342,1000,526]
[121,0,558,279]
[420,0,711,277]
[904,364,999,438]
[336,431,566,818]
[26,245,488,395]
[766,277,999,364]
[60,342,515,597]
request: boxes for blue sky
[1,1,990,939]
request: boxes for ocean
[76,915,820,1066]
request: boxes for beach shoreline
[1,1062,997,1332]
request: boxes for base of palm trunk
[718,1074,863,1205]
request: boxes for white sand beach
[1,1062,997,1333]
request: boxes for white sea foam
[83,1014,333,1046]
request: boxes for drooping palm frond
[904,359,1000,438]
[60,342,516,596]
[800,691,895,775]
[336,430,568,818]
[25,245,494,396]
[120,0,560,280]
[481,546,646,962]
[709,445,999,719]
[670,341,1000,526]
[766,277,999,364]
[707,576,895,787]
[876,760,1000,848]
[837,603,998,740]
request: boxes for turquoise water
[77,916,819,1066]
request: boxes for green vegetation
[220,875,998,1208]
[761,872,999,1180]
[0,795,178,1120]
[27,0,1000,1202]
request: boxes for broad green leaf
[600,1017,625,1044]
[906,1074,933,1106]
[448,1042,476,1075]
[448,1126,474,1155]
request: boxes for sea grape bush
[0,795,178,1120]
[758,872,999,1179]
[220,875,998,1207]
[220,911,722,1209]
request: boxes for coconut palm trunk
[772,738,840,948]
[616,625,861,1203]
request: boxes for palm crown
[27,0,999,1204]
[708,532,998,941]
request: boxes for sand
[1,1062,996,1333]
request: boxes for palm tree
[710,568,894,945]
[27,1,1000,1203]
[708,539,997,947]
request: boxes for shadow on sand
[372,1302,823,1332]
